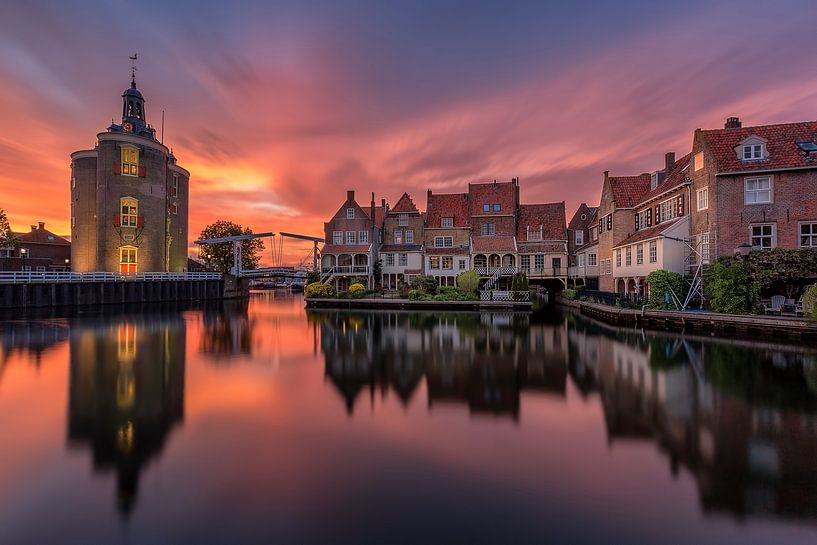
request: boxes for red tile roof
[609,174,651,208]
[613,217,682,247]
[637,153,692,205]
[517,202,566,241]
[700,120,817,174]
[425,247,470,255]
[426,192,469,228]
[468,180,518,217]
[517,242,567,253]
[362,205,387,226]
[471,236,516,252]
[16,225,70,245]
[567,203,598,231]
[321,244,371,254]
[389,193,419,214]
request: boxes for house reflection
[0,319,70,378]
[567,316,817,522]
[67,311,185,516]
[312,310,569,419]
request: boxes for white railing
[321,265,369,275]
[0,271,222,284]
[567,265,599,278]
[479,290,530,302]
[474,266,518,276]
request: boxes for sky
[2,0,817,264]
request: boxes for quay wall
[0,279,225,309]
[305,298,532,311]
[557,297,817,343]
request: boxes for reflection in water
[568,317,817,522]
[315,308,817,522]
[200,299,256,360]
[0,319,69,378]
[66,311,185,516]
[313,311,568,419]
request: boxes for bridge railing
[320,266,369,275]
[0,271,223,284]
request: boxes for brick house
[424,191,471,286]
[567,203,598,288]
[321,190,385,290]
[595,172,651,292]
[612,153,692,294]
[469,180,520,284]
[380,192,424,289]
[516,202,568,285]
[689,117,817,263]
[0,222,71,272]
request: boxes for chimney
[30,225,37,232]
[370,192,375,226]
[665,152,676,172]
[38,221,45,230]
[724,117,742,129]
[346,190,355,202]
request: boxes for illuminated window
[429,256,440,269]
[120,197,138,227]
[117,323,137,363]
[120,246,137,273]
[442,256,453,269]
[694,152,704,171]
[121,146,139,176]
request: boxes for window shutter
[655,205,660,224]
[677,194,684,216]
[606,215,612,230]
[113,162,121,175]
[113,214,121,227]
[137,216,145,228]
[635,214,639,231]
[138,165,146,178]
[647,208,652,226]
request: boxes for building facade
[567,203,598,288]
[517,202,568,285]
[424,191,472,286]
[321,190,384,290]
[70,72,189,273]
[380,193,424,289]
[0,222,71,272]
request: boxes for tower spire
[129,53,138,88]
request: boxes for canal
[1,293,816,544]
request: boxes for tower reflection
[67,311,185,516]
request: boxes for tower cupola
[119,54,154,138]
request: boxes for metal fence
[480,290,531,302]
[0,271,223,284]
[579,289,645,307]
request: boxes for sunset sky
[2,0,817,263]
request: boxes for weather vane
[129,53,138,86]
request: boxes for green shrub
[801,285,817,321]
[408,289,421,300]
[456,271,480,294]
[411,275,439,295]
[336,290,350,299]
[646,270,684,310]
[305,282,335,298]
[511,272,529,292]
[397,281,409,298]
[433,293,448,301]
[562,288,578,300]
[348,283,365,294]
[705,260,758,314]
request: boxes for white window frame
[359,230,368,244]
[649,241,657,263]
[385,253,394,266]
[398,213,409,227]
[120,197,138,227]
[458,259,466,270]
[745,176,772,205]
[394,230,402,244]
[441,217,453,228]
[636,244,643,265]
[574,230,584,246]
[170,173,179,197]
[346,207,355,219]
[434,236,453,248]
[578,254,585,267]
[696,187,708,211]
[480,223,495,236]
[333,231,343,244]
[442,256,453,269]
[121,145,139,177]
[520,255,530,271]
[405,230,414,243]
[588,253,597,266]
[700,232,711,264]
[625,247,632,266]
[750,223,776,249]
[429,256,440,270]
[346,231,356,244]
[615,249,621,268]
[743,144,763,161]
[399,253,408,266]
[799,221,817,248]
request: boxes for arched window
[120,197,138,227]
[120,246,137,273]
[121,145,138,176]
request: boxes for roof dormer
[736,135,768,162]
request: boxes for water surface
[1,293,817,544]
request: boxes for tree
[645,270,685,310]
[0,209,17,250]
[705,259,758,314]
[456,271,480,294]
[198,220,265,273]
